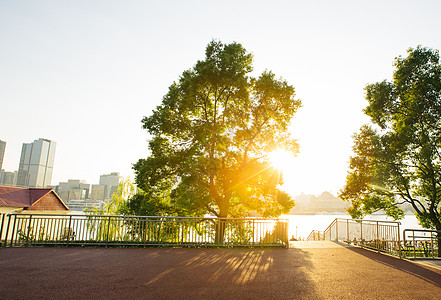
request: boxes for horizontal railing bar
[404,229,441,234]
[7,213,287,222]
[333,218,401,225]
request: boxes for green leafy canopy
[131,40,301,218]
[340,46,441,231]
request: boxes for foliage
[17,226,50,243]
[85,177,135,215]
[85,178,136,240]
[339,46,441,232]
[132,40,300,219]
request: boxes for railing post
[335,219,338,242]
[66,215,72,247]
[376,221,379,253]
[347,219,349,243]
[360,221,363,248]
[413,229,416,258]
[4,214,12,247]
[0,214,5,246]
[11,214,17,247]
[143,217,148,248]
[397,222,401,259]
[26,215,33,247]
[431,231,434,258]
[106,216,111,248]
[252,220,255,248]
[180,218,184,247]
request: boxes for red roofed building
[0,185,69,214]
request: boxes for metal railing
[307,230,324,241]
[402,229,440,258]
[308,218,402,257]
[1,213,289,248]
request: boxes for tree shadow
[0,247,323,299]
[141,248,322,299]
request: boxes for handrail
[403,229,440,258]
[308,218,402,257]
[307,230,324,241]
[1,213,289,248]
[8,213,283,221]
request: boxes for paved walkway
[1,242,441,299]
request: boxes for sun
[268,149,294,171]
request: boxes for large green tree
[340,46,441,236]
[131,40,300,220]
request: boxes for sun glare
[268,150,294,171]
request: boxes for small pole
[431,231,434,258]
[413,229,416,258]
[0,214,5,246]
[106,216,111,248]
[66,215,72,247]
[4,214,12,247]
[397,222,402,259]
[252,220,255,248]
[26,215,33,247]
[376,221,379,253]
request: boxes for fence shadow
[346,246,441,288]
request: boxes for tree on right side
[339,46,441,238]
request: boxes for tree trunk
[214,200,229,244]
[436,225,441,258]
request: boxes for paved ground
[1,242,441,299]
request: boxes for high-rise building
[0,170,17,186]
[16,138,56,188]
[90,172,121,201]
[0,140,5,171]
[57,179,90,201]
[99,172,121,199]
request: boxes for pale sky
[1,0,441,196]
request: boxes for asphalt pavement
[0,242,440,299]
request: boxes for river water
[284,213,424,240]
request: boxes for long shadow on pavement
[345,246,441,287]
[0,247,322,299]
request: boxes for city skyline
[0,137,122,190]
[2,1,441,196]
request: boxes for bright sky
[1,0,441,196]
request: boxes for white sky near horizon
[1,0,441,196]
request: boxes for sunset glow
[268,149,294,172]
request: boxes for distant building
[16,138,56,188]
[89,172,121,201]
[56,179,90,201]
[90,184,106,201]
[0,140,5,171]
[0,170,17,186]
[49,172,121,212]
